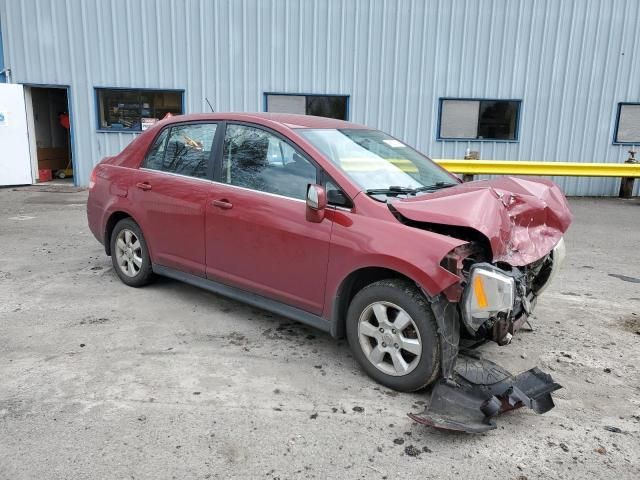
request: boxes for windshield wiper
[366,182,458,197]
[365,186,417,196]
[410,182,458,193]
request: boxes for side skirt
[152,264,333,334]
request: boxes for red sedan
[87,113,571,392]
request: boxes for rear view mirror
[306,184,327,222]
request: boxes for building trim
[263,92,351,121]
[436,97,523,143]
[612,102,640,145]
[23,84,77,186]
[94,86,186,133]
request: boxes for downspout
[0,14,8,83]
[0,68,11,83]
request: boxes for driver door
[205,123,332,314]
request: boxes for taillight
[89,167,97,190]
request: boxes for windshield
[298,129,458,195]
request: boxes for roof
[160,112,368,129]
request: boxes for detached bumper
[408,353,562,433]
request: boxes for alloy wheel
[114,229,143,278]
[357,301,422,376]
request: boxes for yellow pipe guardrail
[432,159,640,177]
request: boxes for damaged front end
[457,237,566,346]
[411,241,566,433]
[388,177,571,432]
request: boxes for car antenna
[205,98,215,112]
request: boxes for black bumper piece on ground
[408,353,562,433]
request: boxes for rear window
[143,123,217,179]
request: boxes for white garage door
[0,83,33,186]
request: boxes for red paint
[205,183,332,314]
[87,113,572,321]
[392,176,572,266]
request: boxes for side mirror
[306,184,327,223]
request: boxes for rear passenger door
[205,123,332,314]
[132,122,220,277]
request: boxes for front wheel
[346,279,441,392]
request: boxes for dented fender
[391,176,572,266]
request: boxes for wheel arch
[330,266,425,339]
[104,210,137,256]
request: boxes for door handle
[212,199,233,209]
[136,182,152,191]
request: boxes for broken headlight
[461,264,516,334]
[533,237,566,296]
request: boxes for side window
[143,128,169,170]
[143,123,217,179]
[222,124,317,200]
[325,179,351,208]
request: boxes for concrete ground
[0,186,639,480]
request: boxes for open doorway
[25,86,74,184]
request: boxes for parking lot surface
[1,187,639,479]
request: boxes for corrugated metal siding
[1,0,638,194]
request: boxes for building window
[438,98,521,141]
[96,88,183,132]
[614,103,640,144]
[265,93,348,120]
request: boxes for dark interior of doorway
[31,87,73,182]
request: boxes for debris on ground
[608,273,640,284]
[604,426,623,433]
[408,353,561,433]
[404,445,421,457]
[352,406,364,413]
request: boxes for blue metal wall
[0,0,638,194]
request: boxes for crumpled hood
[392,176,572,266]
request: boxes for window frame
[140,119,355,207]
[319,170,354,209]
[613,102,640,145]
[95,86,186,133]
[263,92,351,121]
[436,97,522,143]
[140,120,222,181]
[215,121,322,201]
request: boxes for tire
[346,278,441,392]
[110,218,155,287]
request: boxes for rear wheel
[110,218,155,287]
[346,279,441,392]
